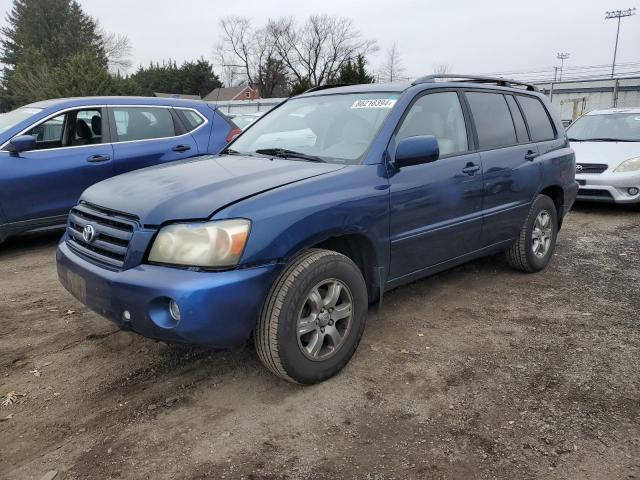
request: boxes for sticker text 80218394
[351,99,397,109]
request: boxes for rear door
[108,106,198,175]
[388,90,484,279]
[0,107,113,223]
[464,91,541,246]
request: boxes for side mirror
[394,135,440,168]
[6,135,37,154]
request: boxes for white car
[567,108,640,205]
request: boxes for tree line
[0,0,390,112]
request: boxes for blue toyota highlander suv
[0,96,235,243]
[57,76,578,384]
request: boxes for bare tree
[99,29,133,74]
[218,16,285,96]
[380,42,405,83]
[268,15,377,88]
[432,63,452,75]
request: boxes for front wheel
[506,194,558,273]
[255,249,368,384]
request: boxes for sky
[3,0,640,81]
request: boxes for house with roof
[203,85,261,102]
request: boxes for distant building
[154,92,202,100]
[204,85,261,102]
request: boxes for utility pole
[556,53,570,81]
[605,8,636,78]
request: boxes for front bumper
[576,170,640,204]
[56,240,282,348]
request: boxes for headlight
[615,157,640,173]
[148,219,251,268]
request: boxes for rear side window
[466,92,517,149]
[505,95,529,143]
[176,109,205,131]
[517,96,556,142]
[112,107,176,142]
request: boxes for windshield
[229,93,399,164]
[0,107,43,136]
[567,113,640,142]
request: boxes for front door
[0,107,113,224]
[388,90,484,280]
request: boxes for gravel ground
[1,203,639,480]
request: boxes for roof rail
[411,74,538,92]
[302,83,354,94]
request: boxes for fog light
[122,310,131,322]
[169,300,181,322]
[628,187,639,196]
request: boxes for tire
[506,194,558,273]
[255,248,368,384]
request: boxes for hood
[570,141,640,169]
[81,155,345,225]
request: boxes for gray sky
[6,0,640,80]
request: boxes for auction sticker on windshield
[351,99,397,109]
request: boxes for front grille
[578,188,613,199]
[66,203,138,269]
[576,163,608,174]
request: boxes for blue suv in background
[57,76,578,384]
[0,97,235,243]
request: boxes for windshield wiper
[575,137,636,142]
[254,148,326,163]
[220,148,252,156]
[567,137,583,142]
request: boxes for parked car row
[1,76,636,384]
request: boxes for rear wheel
[255,249,368,384]
[506,194,558,273]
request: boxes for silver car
[567,108,640,204]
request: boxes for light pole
[556,53,570,81]
[605,8,636,78]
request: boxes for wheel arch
[287,232,383,304]
[539,185,565,230]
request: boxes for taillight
[226,128,242,143]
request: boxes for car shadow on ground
[571,200,639,215]
[0,229,64,258]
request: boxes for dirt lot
[1,203,639,480]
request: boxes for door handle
[525,150,538,161]
[86,154,111,163]
[172,144,191,152]
[462,163,480,175]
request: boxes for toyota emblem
[83,224,96,243]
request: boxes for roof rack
[411,74,538,92]
[302,83,354,94]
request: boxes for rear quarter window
[517,96,556,142]
[176,109,205,131]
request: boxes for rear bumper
[563,181,579,215]
[576,171,640,204]
[56,240,282,348]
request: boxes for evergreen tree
[333,55,375,85]
[0,0,107,107]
